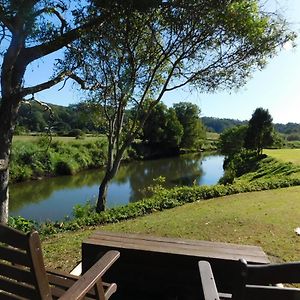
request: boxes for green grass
[43,186,300,271]
[264,149,300,166]
[13,135,105,143]
[206,132,219,140]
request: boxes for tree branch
[33,7,68,35]
[20,71,69,97]
[0,5,14,32]
[21,15,107,65]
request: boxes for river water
[9,153,224,221]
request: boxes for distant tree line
[16,102,100,136]
[16,101,206,149]
[202,117,300,141]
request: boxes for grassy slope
[43,186,300,271]
[264,149,300,166]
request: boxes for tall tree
[244,107,274,154]
[0,0,124,223]
[219,125,248,157]
[173,102,206,149]
[143,103,183,150]
[63,0,294,212]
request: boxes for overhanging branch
[20,71,69,97]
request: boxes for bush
[10,138,108,182]
[67,129,85,138]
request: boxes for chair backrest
[232,259,300,300]
[0,224,52,300]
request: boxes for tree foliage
[0,0,116,223]
[219,125,248,157]
[173,102,206,149]
[142,103,183,151]
[244,107,274,154]
[59,0,295,211]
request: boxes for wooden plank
[0,224,29,250]
[85,236,265,259]
[27,230,52,300]
[0,245,31,267]
[0,262,34,284]
[0,277,38,299]
[85,233,269,263]
[89,231,268,258]
[0,291,25,300]
[91,231,262,251]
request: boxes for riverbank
[9,153,300,235]
[10,153,224,221]
[43,185,300,271]
[11,135,217,183]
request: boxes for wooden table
[82,231,269,300]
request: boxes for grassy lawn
[264,149,300,166]
[43,186,300,272]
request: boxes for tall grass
[10,138,108,182]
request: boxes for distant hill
[202,117,247,133]
[202,116,300,135]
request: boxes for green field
[206,131,219,140]
[264,149,300,166]
[13,135,105,143]
[43,186,300,271]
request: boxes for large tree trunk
[96,147,126,212]
[0,97,20,223]
[96,173,111,212]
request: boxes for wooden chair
[199,259,300,300]
[0,224,120,300]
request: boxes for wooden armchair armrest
[58,250,120,300]
[199,261,232,300]
[199,261,221,300]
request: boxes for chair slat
[0,225,29,250]
[0,261,34,284]
[0,291,25,300]
[0,277,38,299]
[50,286,96,300]
[0,245,31,267]
[47,271,97,298]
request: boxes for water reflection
[10,153,224,221]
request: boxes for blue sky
[25,0,300,124]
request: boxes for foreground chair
[199,259,300,300]
[0,224,119,299]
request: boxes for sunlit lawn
[13,135,105,143]
[264,149,300,166]
[206,132,219,140]
[43,186,300,272]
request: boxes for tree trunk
[96,148,125,212]
[0,166,9,224]
[0,97,20,223]
[96,173,111,212]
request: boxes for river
[9,153,224,222]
